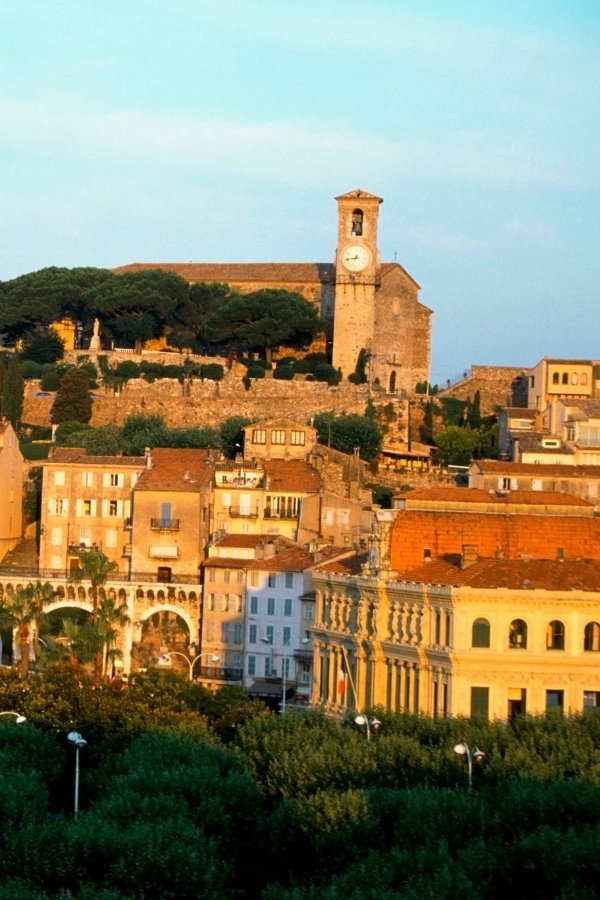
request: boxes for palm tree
[97,595,130,679]
[0,590,37,678]
[0,581,58,678]
[69,549,118,682]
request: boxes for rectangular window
[290,430,305,446]
[283,626,291,646]
[282,657,290,678]
[82,499,93,516]
[250,595,258,615]
[105,529,117,548]
[206,622,214,641]
[267,597,275,616]
[51,527,63,546]
[265,656,274,677]
[248,624,257,644]
[234,623,242,644]
[252,429,266,444]
[206,594,214,611]
[266,625,274,645]
[248,655,256,676]
[221,595,228,611]
[208,569,216,582]
[546,690,564,712]
[223,569,231,584]
[250,571,259,587]
[108,500,118,516]
[470,687,489,719]
[110,473,122,487]
[271,430,286,445]
[285,572,294,589]
[301,662,311,685]
[221,491,231,508]
[237,570,244,583]
[303,602,315,621]
[82,472,93,487]
[221,622,230,642]
[53,498,67,516]
[268,572,277,588]
[284,597,292,617]
[53,471,65,486]
[583,691,600,711]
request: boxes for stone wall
[24,372,371,429]
[437,365,528,415]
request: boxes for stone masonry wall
[24,372,371,429]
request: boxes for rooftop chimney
[461,544,478,569]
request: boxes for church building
[115,189,432,394]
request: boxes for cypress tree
[2,353,24,427]
[51,367,93,425]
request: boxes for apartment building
[0,420,23,561]
[39,448,146,574]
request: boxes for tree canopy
[84,269,190,352]
[51,367,93,425]
[314,411,383,461]
[203,289,322,359]
[0,267,111,340]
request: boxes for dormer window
[351,208,363,236]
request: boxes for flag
[337,667,346,697]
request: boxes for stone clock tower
[332,189,382,380]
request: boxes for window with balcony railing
[150,518,180,530]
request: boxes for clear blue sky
[1,0,598,383]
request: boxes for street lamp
[164,650,220,681]
[453,741,485,791]
[354,714,381,741]
[67,731,87,816]
[261,637,288,714]
[0,710,26,724]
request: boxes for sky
[1,0,598,384]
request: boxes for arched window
[351,208,363,236]
[571,373,579,385]
[546,620,565,650]
[509,619,527,648]
[562,372,569,384]
[552,372,559,384]
[584,622,600,652]
[581,373,588,385]
[389,371,397,394]
[472,618,490,648]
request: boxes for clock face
[341,244,370,272]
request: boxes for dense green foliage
[314,411,383,461]
[20,326,65,364]
[2,353,24,426]
[2,671,600,897]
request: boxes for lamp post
[164,650,220,681]
[261,637,288,714]
[354,713,381,741]
[0,710,26,724]
[67,731,87,816]
[453,741,485,791]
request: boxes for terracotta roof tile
[265,460,321,493]
[113,262,336,284]
[399,487,592,507]
[471,461,600,478]
[400,556,600,592]
[47,448,146,467]
[135,448,213,492]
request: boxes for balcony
[197,665,243,683]
[228,506,259,518]
[150,518,180,531]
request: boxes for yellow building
[311,495,600,721]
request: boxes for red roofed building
[311,491,600,721]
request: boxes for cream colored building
[0,420,23,561]
[243,417,317,461]
[39,448,146,574]
[527,357,599,433]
